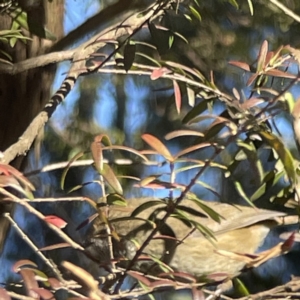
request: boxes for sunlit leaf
[168,34,174,48]
[196,180,221,199]
[0,288,10,300]
[234,181,253,206]
[150,67,171,80]
[260,131,296,183]
[173,80,181,114]
[187,86,195,107]
[62,261,98,292]
[106,193,127,206]
[44,215,67,228]
[31,288,54,299]
[61,151,84,190]
[228,61,250,72]
[136,52,161,66]
[100,163,123,194]
[189,5,201,21]
[233,278,250,296]
[40,243,72,251]
[265,69,296,79]
[165,130,204,140]
[91,134,111,172]
[186,196,223,223]
[175,142,213,159]
[257,40,268,73]
[13,260,37,273]
[142,134,173,161]
[246,0,254,16]
[228,0,238,9]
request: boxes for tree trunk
[0,0,64,251]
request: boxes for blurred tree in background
[1,0,300,299]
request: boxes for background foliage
[1,0,300,299]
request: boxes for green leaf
[247,0,254,16]
[196,180,221,199]
[135,52,161,66]
[228,0,239,9]
[100,163,123,194]
[186,196,223,223]
[234,181,254,207]
[260,130,296,184]
[168,34,174,49]
[130,200,166,217]
[250,170,284,202]
[233,278,250,296]
[61,152,84,190]
[189,6,201,21]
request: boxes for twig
[269,0,300,23]
[4,213,64,281]
[0,0,174,164]
[0,188,84,251]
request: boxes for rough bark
[0,0,64,251]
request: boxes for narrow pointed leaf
[142,134,173,161]
[100,163,123,194]
[257,40,268,72]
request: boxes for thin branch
[0,0,174,165]
[269,0,300,23]
[0,50,75,75]
[4,213,64,281]
[0,188,84,251]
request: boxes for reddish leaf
[241,98,265,109]
[20,269,39,299]
[192,287,205,300]
[44,215,67,228]
[31,288,54,299]
[247,73,258,86]
[127,270,152,287]
[159,271,196,283]
[175,143,212,159]
[142,134,173,161]
[13,260,37,273]
[48,278,61,290]
[150,67,171,80]
[228,61,250,72]
[0,163,35,191]
[150,279,175,288]
[173,80,181,114]
[265,69,297,79]
[281,232,295,252]
[0,288,11,300]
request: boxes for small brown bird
[84,198,296,281]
